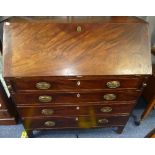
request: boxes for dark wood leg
[116,126,125,134]
[131,112,141,126]
[26,130,33,138]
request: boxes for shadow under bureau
[2,17,152,137]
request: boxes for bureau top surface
[3,16,152,77]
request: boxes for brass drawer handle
[41,109,54,115]
[100,107,112,113]
[36,82,51,90]
[44,121,55,127]
[77,26,82,32]
[39,95,52,103]
[98,119,109,124]
[106,81,120,88]
[103,94,116,101]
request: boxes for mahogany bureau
[2,17,152,137]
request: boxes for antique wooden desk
[2,17,152,137]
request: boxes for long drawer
[0,110,11,118]
[22,115,129,130]
[8,76,144,92]
[12,90,140,105]
[17,103,135,118]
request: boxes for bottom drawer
[23,115,129,130]
[0,110,11,119]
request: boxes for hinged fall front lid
[3,16,152,77]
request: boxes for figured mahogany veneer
[3,17,151,77]
[12,90,141,105]
[22,115,129,130]
[2,17,152,137]
[7,76,144,92]
[17,103,135,118]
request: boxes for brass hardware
[103,94,116,101]
[36,82,51,90]
[75,117,79,121]
[7,85,12,90]
[44,121,55,127]
[143,83,147,87]
[39,95,52,103]
[77,81,80,86]
[106,81,120,88]
[98,119,109,124]
[100,107,112,113]
[77,93,80,98]
[76,106,80,110]
[77,26,82,32]
[41,109,54,115]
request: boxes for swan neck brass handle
[36,82,51,90]
[100,107,112,113]
[44,121,55,127]
[106,81,120,88]
[98,119,109,124]
[39,95,52,103]
[42,109,54,115]
[103,94,116,101]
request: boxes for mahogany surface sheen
[3,16,151,77]
[2,17,152,136]
[17,103,135,118]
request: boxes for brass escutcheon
[39,95,52,103]
[41,109,54,115]
[44,121,55,127]
[100,107,112,113]
[98,119,109,124]
[36,82,51,90]
[106,81,120,88]
[103,94,116,101]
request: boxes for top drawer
[6,76,145,92]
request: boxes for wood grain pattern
[2,17,151,135]
[7,76,145,92]
[22,115,129,130]
[3,17,151,77]
[17,103,135,118]
[12,90,141,105]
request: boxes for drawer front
[10,77,144,91]
[0,110,11,118]
[18,103,135,118]
[0,103,6,109]
[23,116,129,130]
[13,90,140,105]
